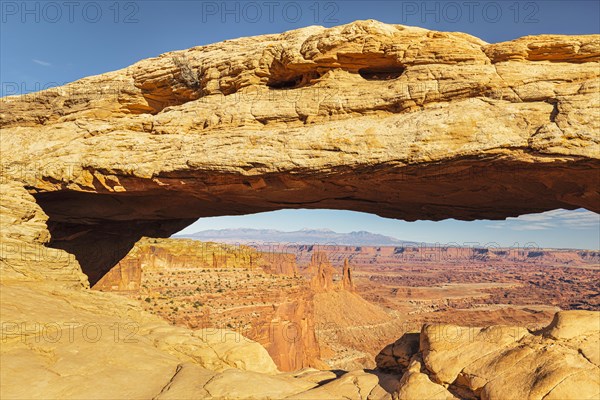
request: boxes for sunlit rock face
[0,20,598,400]
[1,19,599,285]
[93,237,324,373]
[379,310,600,400]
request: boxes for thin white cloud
[487,209,599,231]
[485,224,504,229]
[514,214,551,222]
[510,222,558,231]
[32,59,52,67]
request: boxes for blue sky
[1,1,598,249]
[177,209,600,249]
[2,0,599,95]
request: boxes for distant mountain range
[173,228,417,246]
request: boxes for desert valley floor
[94,238,600,372]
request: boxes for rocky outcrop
[93,256,142,291]
[93,237,259,290]
[93,237,323,372]
[377,310,600,400]
[0,283,279,399]
[543,309,600,341]
[260,253,299,276]
[308,253,355,292]
[309,252,337,292]
[257,299,326,372]
[376,333,421,372]
[0,182,88,287]
[396,356,456,400]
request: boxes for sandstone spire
[309,251,335,292]
[342,258,355,292]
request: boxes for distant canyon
[94,234,600,372]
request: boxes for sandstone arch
[1,20,598,287]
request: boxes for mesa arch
[1,20,598,286]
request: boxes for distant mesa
[174,228,417,246]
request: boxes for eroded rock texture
[379,310,600,400]
[0,20,599,399]
[1,20,598,285]
[93,237,324,372]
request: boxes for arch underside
[33,156,599,285]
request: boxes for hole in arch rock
[31,156,599,286]
[358,66,405,80]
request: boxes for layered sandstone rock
[0,283,279,399]
[396,356,457,400]
[1,20,599,400]
[377,310,600,400]
[260,253,299,276]
[258,299,326,372]
[93,237,261,290]
[94,237,324,372]
[309,252,337,292]
[1,20,597,285]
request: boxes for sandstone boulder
[0,284,278,399]
[543,310,600,340]
[287,369,388,400]
[420,324,529,384]
[376,332,420,372]
[202,369,317,399]
[396,357,457,400]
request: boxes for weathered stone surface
[420,323,529,384]
[1,20,598,285]
[0,182,88,287]
[202,369,317,399]
[484,34,600,63]
[376,332,420,372]
[287,369,386,400]
[543,309,600,339]
[397,357,457,400]
[280,367,338,384]
[379,310,600,400]
[0,284,278,399]
[153,363,216,400]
